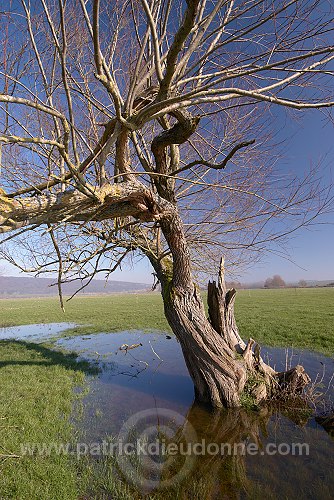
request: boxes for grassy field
[0,288,333,498]
[235,288,334,356]
[0,292,168,334]
[0,341,94,499]
[0,288,333,355]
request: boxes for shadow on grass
[0,339,100,375]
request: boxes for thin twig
[149,340,163,361]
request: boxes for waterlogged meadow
[0,288,333,498]
[0,288,333,354]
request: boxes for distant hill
[0,276,150,298]
[226,279,334,289]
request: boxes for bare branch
[157,0,200,99]
[171,139,256,175]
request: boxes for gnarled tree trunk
[1,0,331,413]
[160,252,310,408]
[0,176,311,408]
[163,285,246,407]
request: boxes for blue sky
[246,109,334,283]
[0,2,333,285]
[1,107,333,284]
[101,108,331,284]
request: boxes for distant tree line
[226,281,243,290]
[264,275,286,288]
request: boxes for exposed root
[208,257,312,408]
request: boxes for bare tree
[0,1,333,407]
[264,275,286,288]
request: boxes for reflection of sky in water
[0,322,76,341]
[57,331,195,434]
[58,331,334,424]
[1,324,333,497]
[57,331,334,498]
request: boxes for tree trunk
[161,256,311,408]
[163,284,246,407]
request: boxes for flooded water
[57,331,334,499]
[0,322,76,341]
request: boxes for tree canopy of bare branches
[0,0,333,407]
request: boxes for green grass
[0,341,94,499]
[0,288,333,354]
[234,288,334,356]
[0,293,169,335]
[0,288,333,498]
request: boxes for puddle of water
[58,331,194,434]
[57,331,334,498]
[0,322,76,341]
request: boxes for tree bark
[158,220,311,408]
[1,180,311,408]
[0,183,167,233]
[163,285,247,407]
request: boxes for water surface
[57,331,334,498]
[0,322,76,341]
